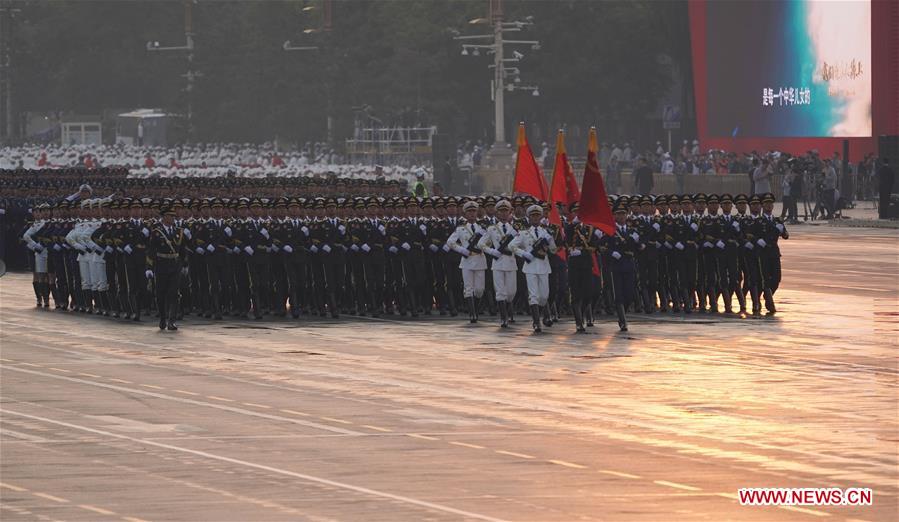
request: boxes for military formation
[20,188,788,333]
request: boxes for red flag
[578,127,615,236]
[512,123,549,200]
[549,130,580,207]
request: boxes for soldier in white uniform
[22,203,51,307]
[510,204,557,333]
[477,199,518,328]
[446,200,487,323]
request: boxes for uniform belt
[157,253,179,259]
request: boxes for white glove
[731,221,740,231]
[776,223,784,233]
[441,244,450,252]
[401,242,411,251]
[116,246,124,253]
[301,226,309,236]
[458,247,471,257]
[716,240,725,249]
[361,243,371,253]
[53,244,62,251]
[419,224,427,233]
[378,224,386,235]
[124,244,133,254]
[428,244,438,252]
[142,227,150,237]
[232,246,240,254]
[350,244,359,252]
[675,242,685,251]
[183,228,192,239]
[569,248,582,257]
[744,241,754,250]
[195,247,205,255]
[310,245,319,253]
[181,266,189,276]
[486,247,501,258]
[224,226,233,237]
[611,251,622,260]
[652,223,661,232]
[260,228,269,239]
[271,244,280,252]
[145,270,154,279]
[388,246,399,254]
[522,251,535,262]
[756,238,767,247]
[690,222,699,232]
[105,246,114,253]
[338,224,346,234]
[283,245,293,253]
[630,232,640,242]
[594,229,604,239]
[664,241,672,249]
[244,246,254,255]
[206,244,215,253]
[322,244,332,253]
[703,241,713,248]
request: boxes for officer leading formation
[20,183,789,334]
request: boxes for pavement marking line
[47,367,71,373]
[778,505,831,517]
[108,378,132,384]
[19,362,41,367]
[361,425,392,432]
[1,409,510,522]
[206,395,235,402]
[279,409,311,417]
[319,416,353,425]
[2,366,361,436]
[123,518,152,522]
[242,402,271,409]
[653,480,702,491]
[406,433,440,441]
[139,384,164,390]
[78,504,116,516]
[0,482,28,492]
[714,492,738,500]
[173,389,199,396]
[0,429,50,443]
[495,450,536,459]
[77,372,101,378]
[597,469,641,479]
[548,459,588,469]
[31,492,69,503]
[450,441,485,449]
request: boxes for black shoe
[159,319,166,330]
[166,322,178,331]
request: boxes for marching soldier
[757,192,788,314]
[477,198,519,328]
[565,201,600,333]
[446,200,487,323]
[146,205,185,330]
[509,204,556,333]
[604,200,639,331]
[718,194,746,313]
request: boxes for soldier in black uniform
[718,194,746,313]
[317,197,347,318]
[699,194,723,313]
[757,192,789,314]
[146,206,184,330]
[603,199,639,331]
[565,201,599,333]
[634,195,661,313]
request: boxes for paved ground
[1,226,897,522]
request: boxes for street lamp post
[455,5,539,169]
[146,0,198,141]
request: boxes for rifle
[466,231,484,255]
[497,233,515,256]
[529,237,548,261]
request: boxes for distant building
[115,109,180,147]
[60,115,102,145]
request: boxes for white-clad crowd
[0,142,432,184]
